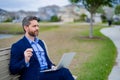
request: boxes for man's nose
[36,26,39,30]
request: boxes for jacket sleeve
[9,44,27,75]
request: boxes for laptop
[40,52,76,72]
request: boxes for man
[9,16,74,80]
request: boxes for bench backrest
[0,48,19,80]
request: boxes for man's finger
[26,48,33,53]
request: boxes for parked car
[113,17,120,22]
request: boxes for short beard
[28,31,38,37]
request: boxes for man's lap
[39,68,74,80]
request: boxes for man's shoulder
[12,37,26,47]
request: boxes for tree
[101,14,107,23]
[96,6,104,14]
[69,0,113,38]
[80,13,87,22]
[50,15,60,22]
[115,5,120,15]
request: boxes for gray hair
[22,16,38,27]
[22,16,39,32]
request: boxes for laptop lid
[40,52,76,72]
[56,52,76,69]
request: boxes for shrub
[112,21,120,25]
[101,14,107,23]
[3,18,13,22]
[50,15,60,22]
[80,13,87,21]
[74,13,87,22]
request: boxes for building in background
[58,4,90,22]
[0,9,10,22]
[38,5,60,21]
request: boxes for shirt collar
[25,36,39,44]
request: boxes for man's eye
[33,25,39,27]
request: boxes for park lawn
[0,23,23,34]
[0,22,59,34]
[0,23,116,80]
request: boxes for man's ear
[24,26,28,32]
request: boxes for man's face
[25,20,39,37]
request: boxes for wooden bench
[0,47,77,80]
[0,47,19,80]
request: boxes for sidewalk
[100,26,120,80]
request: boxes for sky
[0,0,70,11]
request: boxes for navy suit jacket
[9,36,53,80]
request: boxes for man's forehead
[30,20,38,24]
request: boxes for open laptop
[40,52,76,72]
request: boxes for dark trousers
[39,68,74,80]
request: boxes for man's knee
[59,67,74,79]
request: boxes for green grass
[0,23,23,34]
[74,25,116,80]
[78,43,116,80]
[0,23,59,34]
[0,23,116,80]
[39,25,59,32]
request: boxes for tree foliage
[82,0,113,14]
[96,6,104,14]
[69,0,80,4]
[3,18,13,22]
[69,0,113,38]
[50,15,60,22]
[69,0,113,14]
[115,5,120,15]
[80,13,87,21]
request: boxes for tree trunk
[89,13,93,38]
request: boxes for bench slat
[0,74,11,80]
[0,48,19,80]
[0,54,10,61]
[0,65,8,72]
[0,70,10,77]
[0,60,9,67]
[0,50,10,56]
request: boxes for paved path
[100,26,120,80]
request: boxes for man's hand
[24,48,33,63]
[51,65,57,70]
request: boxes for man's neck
[25,33,35,41]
